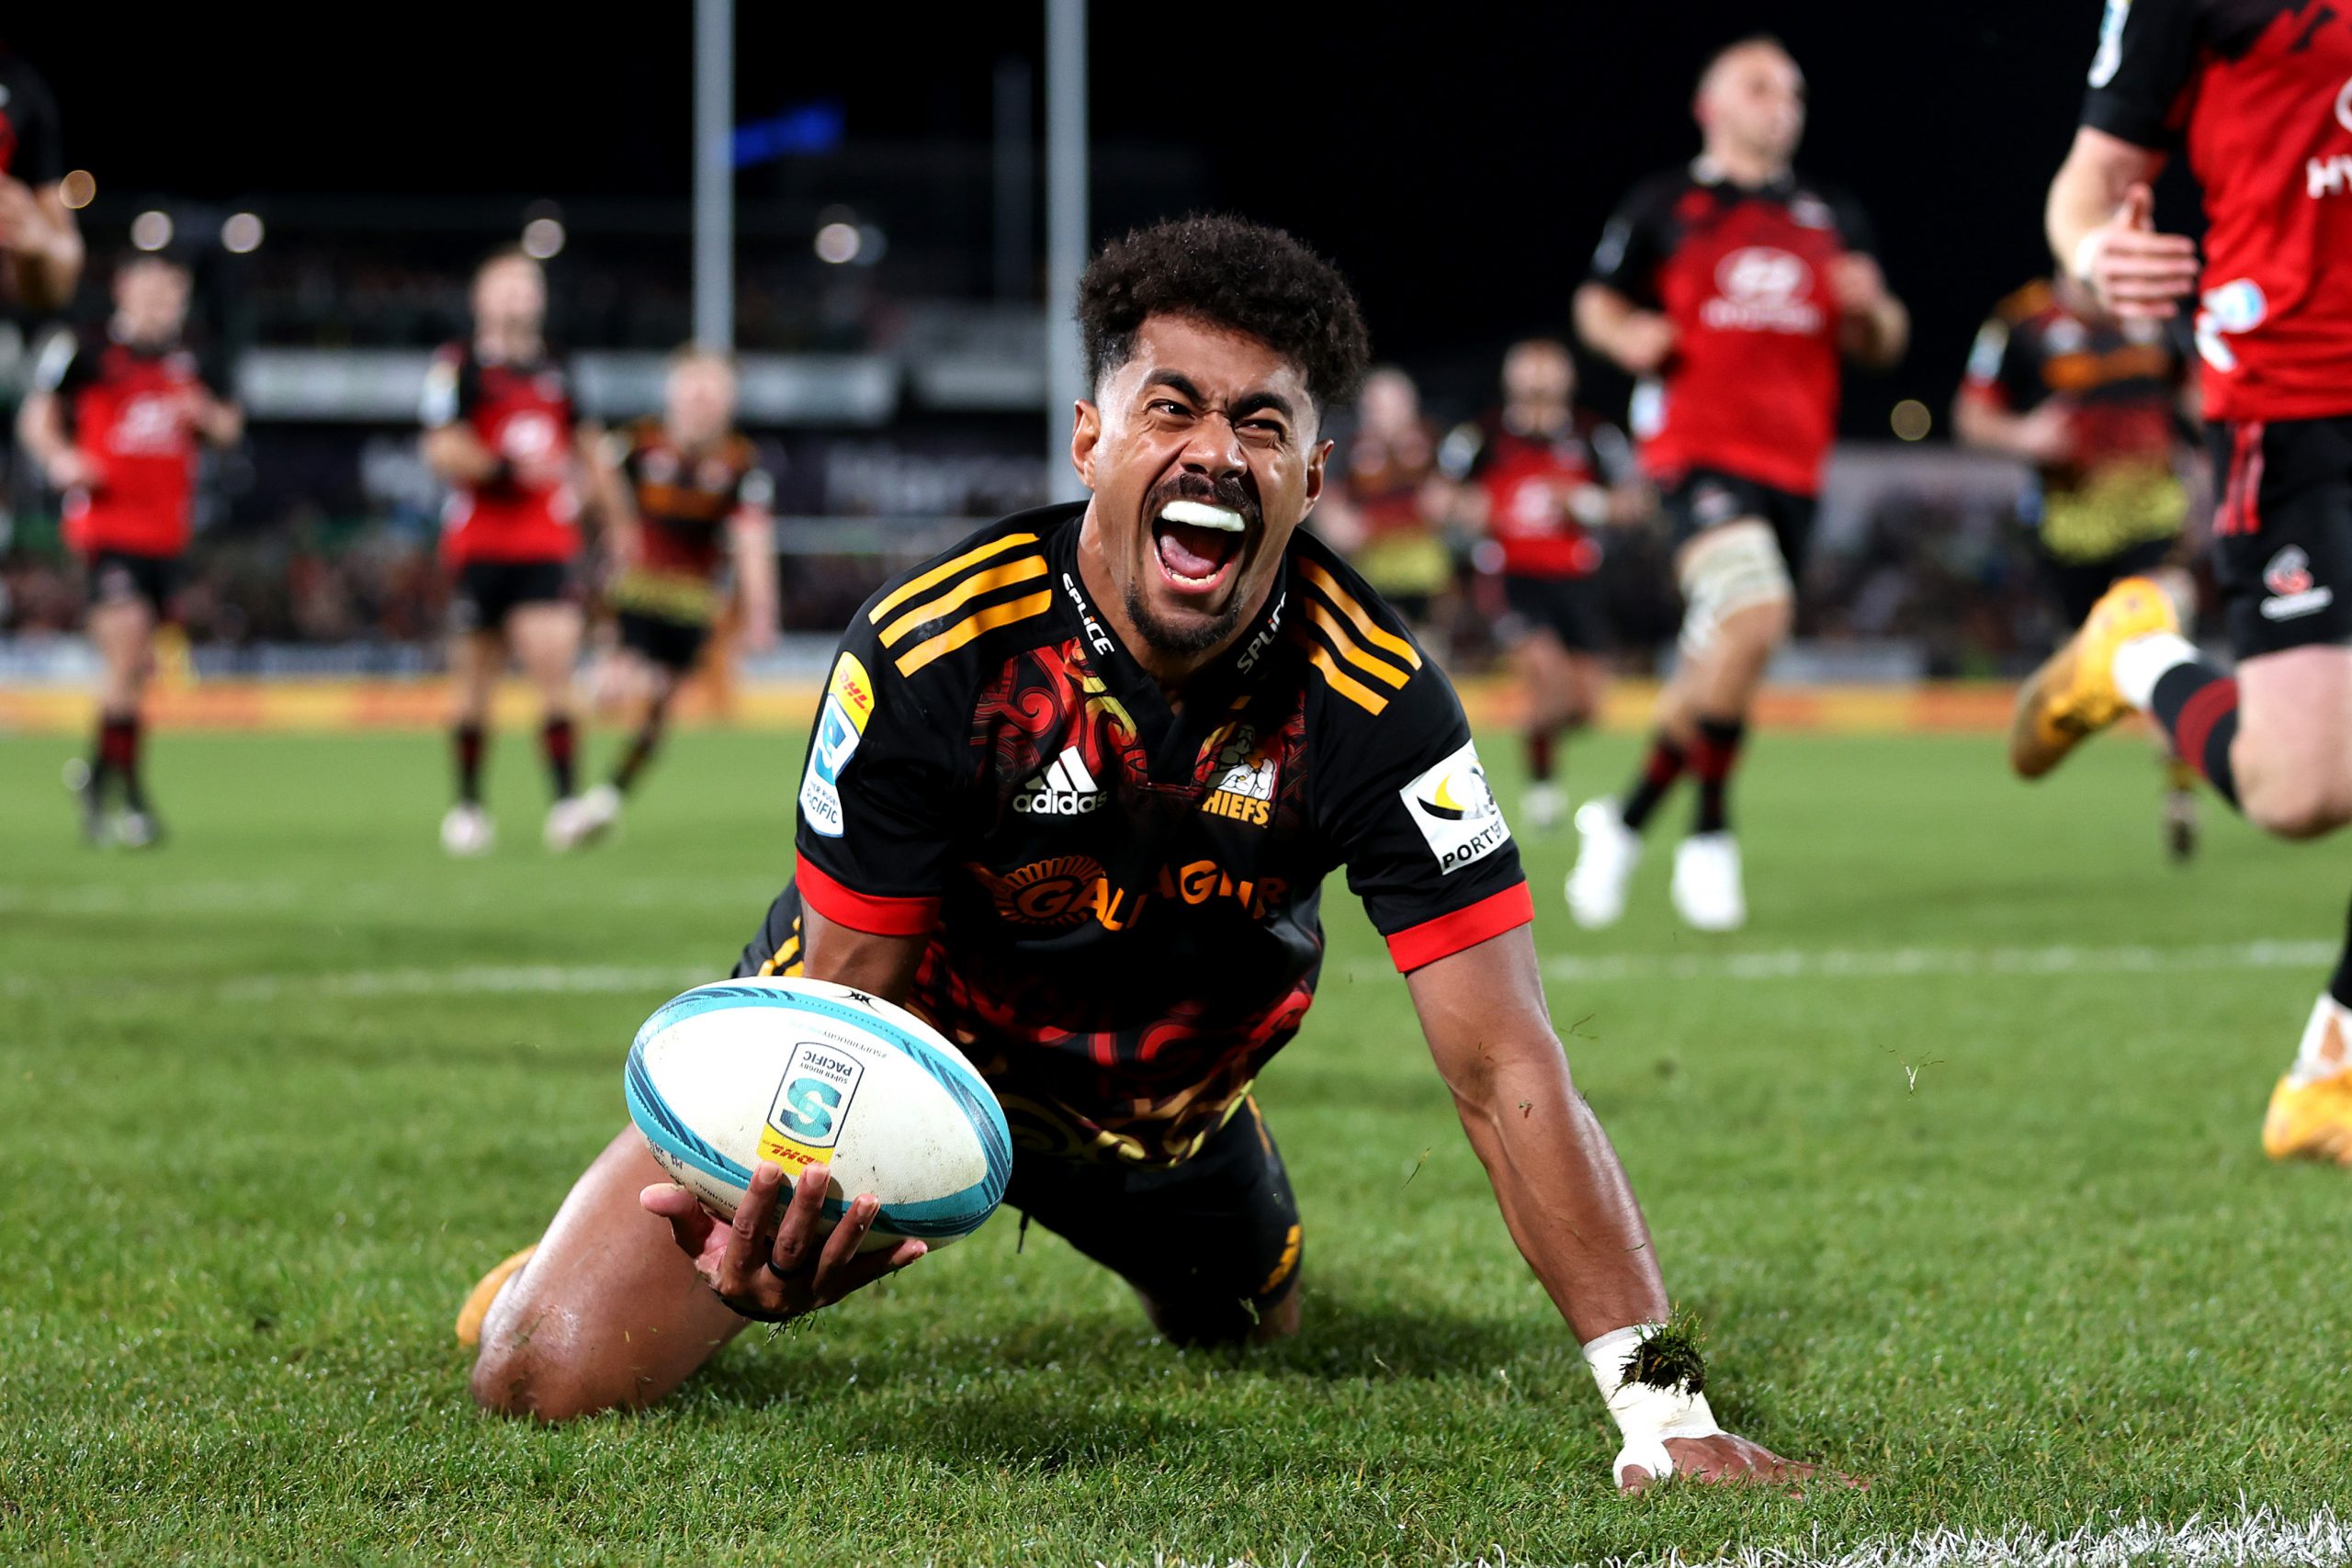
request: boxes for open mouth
[1151,500,1250,597]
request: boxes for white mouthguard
[1159,500,1247,533]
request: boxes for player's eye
[1148,399,1192,419]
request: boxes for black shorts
[2211,415,2352,660]
[2040,536,2180,627]
[1657,467,1819,567]
[732,883,1304,1341]
[616,609,711,674]
[448,559,575,636]
[83,549,178,618]
[1501,572,1610,652]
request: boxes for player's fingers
[813,1192,880,1284]
[721,1163,786,1294]
[832,1231,929,1300]
[1618,1464,1655,1495]
[639,1183,717,1260]
[765,1160,830,1276]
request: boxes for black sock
[454,723,485,806]
[542,716,578,799]
[1690,716,1747,836]
[1527,729,1555,785]
[2147,662,2241,810]
[109,715,147,812]
[2331,891,2352,1012]
[1619,734,1687,832]
[87,715,120,799]
[612,714,666,795]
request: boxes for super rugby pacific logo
[766,1041,867,1151]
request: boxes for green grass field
[4,723,2349,1565]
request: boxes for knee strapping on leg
[1677,520,1792,660]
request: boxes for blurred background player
[563,348,777,845]
[17,253,242,845]
[1955,272,2202,858]
[2019,0,2352,1165]
[1569,34,1908,931]
[421,250,594,856]
[0,41,83,311]
[1317,367,1452,642]
[1439,338,1645,829]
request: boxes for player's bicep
[793,642,958,934]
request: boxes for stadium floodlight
[220,213,265,254]
[130,210,174,252]
[521,217,567,260]
[814,221,861,265]
[58,170,95,210]
[1891,399,1932,442]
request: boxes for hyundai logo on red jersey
[1702,247,1822,333]
[2266,547,2315,599]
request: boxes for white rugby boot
[1670,831,1746,931]
[547,784,622,851]
[441,803,495,857]
[1566,798,1641,929]
[1523,781,1566,832]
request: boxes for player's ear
[1070,400,1102,489]
[1300,436,1333,514]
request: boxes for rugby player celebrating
[2018,0,2352,1161]
[421,250,594,856]
[1570,36,1907,931]
[459,217,1810,1492]
[18,253,242,846]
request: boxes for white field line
[0,963,713,1003]
[0,875,781,917]
[1447,1500,2352,1568]
[1525,937,2337,987]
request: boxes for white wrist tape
[2071,230,2106,288]
[1582,1324,1722,1487]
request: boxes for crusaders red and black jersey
[2081,0,2352,421]
[35,326,227,558]
[421,342,581,566]
[606,420,775,626]
[779,502,1532,1166]
[1962,278,2191,562]
[1440,410,1629,580]
[1588,163,1878,497]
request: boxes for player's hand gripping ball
[626,977,1012,1251]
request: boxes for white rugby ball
[625,977,1011,1249]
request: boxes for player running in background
[1439,338,1645,831]
[0,42,83,311]
[421,250,594,856]
[458,216,1817,1494]
[559,348,778,846]
[17,254,241,846]
[1317,367,1453,637]
[2018,0,2352,1163]
[1955,273,2203,858]
[1570,36,1907,931]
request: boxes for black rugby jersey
[773,501,1532,1165]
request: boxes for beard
[1123,578,1248,658]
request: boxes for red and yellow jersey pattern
[780,503,1531,1166]
[606,420,775,625]
[1589,163,1878,498]
[421,342,580,566]
[2082,0,2352,422]
[1962,278,2191,562]
[37,327,226,558]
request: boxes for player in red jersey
[0,43,83,311]
[1440,339,1647,830]
[455,217,1817,1494]
[2016,0,2352,1164]
[1570,36,1908,931]
[1955,274,2202,858]
[17,254,241,846]
[560,348,778,845]
[421,250,595,856]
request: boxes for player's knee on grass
[1137,1269,1302,1348]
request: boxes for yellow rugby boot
[2264,998,2352,1165]
[2009,576,2180,780]
[454,1245,536,1347]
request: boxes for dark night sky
[10,2,2164,428]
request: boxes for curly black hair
[1076,214,1371,414]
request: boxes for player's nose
[1176,412,1247,479]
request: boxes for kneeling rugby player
[460,216,1809,1490]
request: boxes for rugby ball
[625,977,1012,1249]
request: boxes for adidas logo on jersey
[1013,747,1107,816]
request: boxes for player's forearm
[423,424,501,485]
[198,400,244,447]
[1573,286,1645,373]
[1451,1047,1671,1340]
[2047,129,2162,279]
[17,393,67,470]
[732,516,779,627]
[1842,293,1908,370]
[1951,396,2029,457]
[8,194,83,312]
